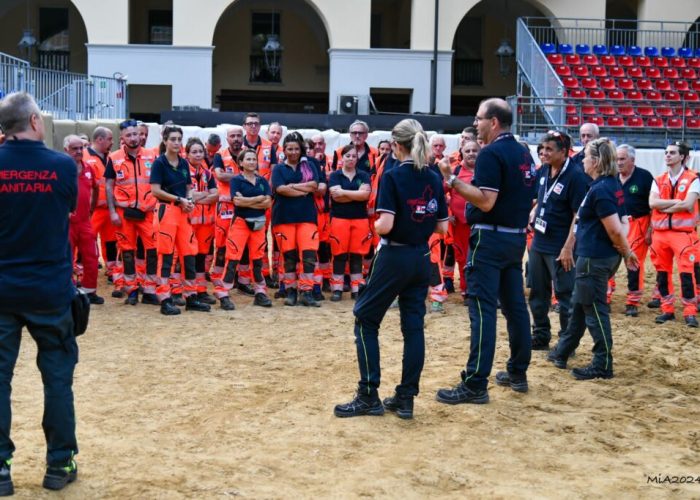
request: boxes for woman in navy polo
[270,132,320,307]
[328,144,372,301]
[335,119,448,420]
[547,138,639,380]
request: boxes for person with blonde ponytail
[335,119,448,420]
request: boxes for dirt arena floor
[7,259,700,498]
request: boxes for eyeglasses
[244,122,260,127]
[349,131,367,136]
[119,119,138,130]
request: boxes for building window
[38,8,69,71]
[149,10,173,45]
[453,17,483,86]
[250,12,282,83]
[370,0,411,49]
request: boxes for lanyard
[542,158,569,206]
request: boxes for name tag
[553,182,564,195]
[534,217,547,234]
[220,209,233,220]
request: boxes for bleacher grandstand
[513,17,700,147]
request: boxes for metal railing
[510,95,700,147]
[0,52,126,120]
[522,17,700,52]
[453,58,483,86]
[516,18,565,126]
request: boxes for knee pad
[160,253,174,278]
[215,247,226,267]
[318,242,331,263]
[695,263,700,283]
[224,260,238,283]
[333,253,348,274]
[627,269,640,292]
[183,255,197,279]
[240,246,250,265]
[301,250,317,272]
[195,253,206,273]
[657,271,669,296]
[252,259,263,282]
[146,248,158,274]
[122,250,136,275]
[681,272,694,298]
[136,238,145,259]
[349,253,363,274]
[283,250,298,272]
[106,241,118,261]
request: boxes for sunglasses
[119,119,139,130]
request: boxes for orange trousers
[273,222,319,291]
[155,203,197,301]
[650,229,698,315]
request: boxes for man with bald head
[430,134,447,162]
[267,122,285,166]
[570,123,599,170]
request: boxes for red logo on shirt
[407,185,438,222]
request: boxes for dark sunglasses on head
[119,119,139,130]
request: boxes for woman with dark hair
[149,126,211,315]
[186,137,218,304]
[270,132,320,307]
[328,144,372,301]
[335,119,448,420]
[547,137,639,380]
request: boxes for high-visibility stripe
[464,230,482,384]
[359,324,372,396]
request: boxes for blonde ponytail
[391,118,429,170]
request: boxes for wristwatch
[446,174,457,187]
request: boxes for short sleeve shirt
[531,160,590,254]
[575,175,626,258]
[466,134,538,228]
[377,161,448,246]
[149,155,192,198]
[620,166,654,218]
[271,161,319,225]
[72,163,97,223]
[230,174,271,219]
[329,169,371,219]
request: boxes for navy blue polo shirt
[0,140,77,313]
[150,155,192,198]
[620,166,654,218]
[569,150,584,171]
[271,160,319,225]
[466,133,538,229]
[575,175,626,258]
[230,173,271,219]
[376,160,448,245]
[329,169,371,219]
[531,159,590,254]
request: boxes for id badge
[220,209,234,220]
[534,217,547,234]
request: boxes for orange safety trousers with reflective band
[226,217,267,261]
[273,222,319,291]
[429,233,447,303]
[155,203,197,301]
[650,231,699,315]
[112,209,156,294]
[329,217,373,256]
[614,215,651,306]
[91,207,117,272]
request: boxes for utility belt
[236,214,267,231]
[472,223,527,234]
[379,237,427,248]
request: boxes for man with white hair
[570,123,599,170]
[430,134,447,162]
[615,144,654,316]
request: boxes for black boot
[160,297,181,316]
[185,295,211,312]
[196,292,217,305]
[172,293,186,306]
[300,291,321,307]
[220,296,235,310]
[284,289,298,306]
[254,293,272,307]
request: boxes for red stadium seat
[592,66,607,77]
[618,105,635,115]
[691,81,700,92]
[667,117,683,128]
[583,115,604,126]
[626,116,644,127]
[674,106,693,117]
[694,107,700,116]
[581,104,597,115]
[618,55,634,67]
[674,80,690,92]
[599,105,615,115]
[655,79,671,91]
[645,67,661,79]
[652,56,668,67]
[562,77,579,88]
[637,105,655,116]
[646,117,664,127]
[687,118,700,129]
[589,89,606,99]
[688,58,700,68]
[656,105,674,117]
[573,65,589,77]
[581,77,598,89]
[662,68,679,79]
[565,104,577,114]
[583,54,599,66]
[607,89,624,100]
[636,79,653,90]
[609,66,625,78]
[626,90,644,100]
[606,116,624,126]
[671,56,686,68]
[566,89,587,99]
[600,55,616,66]
[555,65,571,76]
[680,68,697,79]
[547,54,564,65]
[635,56,651,67]
[627,66,643,78]
[618,78,635,90]
[664,91,681,101]
[685,92,700,102]
[566,115,582,126]
[645,90,662,100]
[565,54,581,65]
[599,77,616,89]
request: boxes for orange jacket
[108,146,157,211]
[244,137,273,180]
[83,147,109,208]
[333,145,378,173]
[367,153,388,217]
[651,168,698,232]
[189,161,217,225]
[214,147,241,203]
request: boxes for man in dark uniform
[0,92,80,493]
[616,144,654,316]
[435,98,537,404]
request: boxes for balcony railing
[453,58,483,86]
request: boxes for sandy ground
[7,259,700,499]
